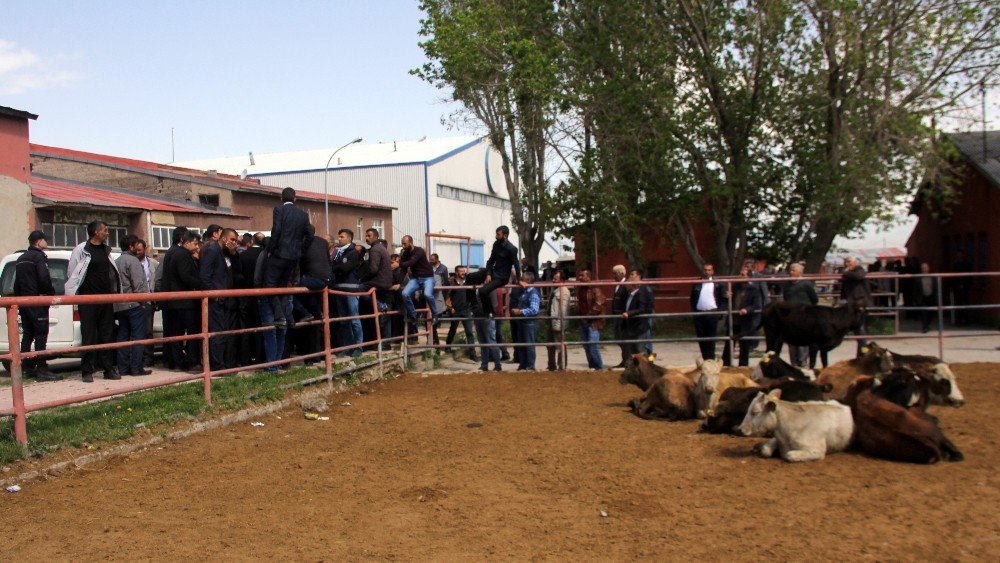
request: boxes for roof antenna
[394,141,397,152]
[249,151,256,166]
[170,127,175,163]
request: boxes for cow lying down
[693,358,759,419]
[738,389,854,462]
[620,354,697,421]
[750,351,816,383]
[700,379,831,434]
[843,373,963,464]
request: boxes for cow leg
[820,349,829,369]
[783,448,826,462]
[939,437,964,462]
[755,438,779,458]
[808,347,818,370]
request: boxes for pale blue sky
[1,1,461,162]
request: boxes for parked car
[0,250,163,373]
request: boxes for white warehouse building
[177,136,560,269]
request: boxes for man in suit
[238,235,265,366]
[735,262,768,366]
[690,263,732,365]
[621,268,654,357]
[200,227,239,370]
[610,264,629,367]
[160,229,204,371]
[264,187,310,327]
[135,240,159,368]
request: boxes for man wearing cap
[14,230,58,381]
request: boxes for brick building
[907,131,1000,315]
[0,106,36,255]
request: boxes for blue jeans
[116,305,148,374]
[518,320,539,370]
[580,322,604,369]
[475,318,500,369]
[259,296,291,371]
[402,276,437,320]
[336,294,363,356]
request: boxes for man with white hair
[610,264,629,368]
[840,256,872,355]
[782,262,818,367]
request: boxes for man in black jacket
[160,229,203,371]
[331,228,363,356]
[734,262,768,366]
[840,256,871,354]
[477,226,521,317]
[14,230,58,381]
[621,269,654,357]
[444,265,478,362]
[200,228,238,370]
[238,235,264,366]
[296,224,331,321]
[399,235,438,323]
[359,229,393,349]
[610,264,629,368]
[264,187,310,327]
[689,263,732,365]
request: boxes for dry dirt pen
[2,364,998,560]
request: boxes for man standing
[238,234,265,366]
[14,230,58,381]
[135,240,158,368]
[545,270,570,371]
[840,256,872,354]
[735,262,768,367]
[200,227,238,371]
[576,269,606,370]
[66,220,122,382]
[510,272,541,370]
[265,187,310,327]
[331,228,363,356]
[115,235,152,376]
[399,235,438,323]
[689,263,731,365]
[297,224,331,321]
[444,265,478,362]
[916,262,937,333]
[782,263,818,367]
[478,226,521,316]
[160,229,204,372]
[610,264,629,368]
[359,229,393,348]
[621,269,654,357]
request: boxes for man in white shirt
[689,263,732,365]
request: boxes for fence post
[936,276,945,360]
[403,318,409,367]
[371,288,383,369]
[7,305,28,447]
[726,280,734,366]
[201,296,211,405]
[893,275,900,334]
[322,288,333,384]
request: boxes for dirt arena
[3,364,999,560]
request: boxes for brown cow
[816,343,894,401]
[629,373,696,421]
[619,354,676,391]
[693,358,759,418]
[843,376,963,464]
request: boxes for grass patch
[0,366,327,466]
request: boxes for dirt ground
[2,364,998,561]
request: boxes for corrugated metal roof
[30,144,393,210]
[173,136,483,176]
[947,130,1000,189]
[30,176,224,213]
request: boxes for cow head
[857,342,893,374]
[749,352,777,382]
[871,367,923,408]
[738,389,781,437]
[693,358,723,418]
[927,363,965,407]
[620,355,646,386]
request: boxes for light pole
[323,137,363,236]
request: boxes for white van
[0,250,162,372]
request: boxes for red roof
[30,176,230,214]
[31,144,394,210]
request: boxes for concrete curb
[1,357,403,488]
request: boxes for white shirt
[696,279,717,311]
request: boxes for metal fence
[1,271,995,447]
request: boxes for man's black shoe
[132,369,153,376]
[613,361,628,369]
[35,368,60,382]
[103,369,122,381]
[81,372,94,383]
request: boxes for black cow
[762,300,866,369]
[751,351,815,383]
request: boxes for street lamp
[323,137,363,236]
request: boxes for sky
[2,1,997,251]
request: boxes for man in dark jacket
[359,229,393,349]
[734,262,768,366]
[160,229,203,371]
[331,228,363,356]
[690,263,731,365]
[840,256,871,354]
[238,235,264,366]
[622,268,654,357]
[477,226,521,317]
[782,262,818,366]
[610,264,629,368]
[296,224,331,320]
[200,228,238,370]
[14,230,58,381]
[265,187,310,327]
[444,265,478,362]
[399,235,438,323]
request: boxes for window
[198,194,220,207]
[151,226,203,250]
[357,218,364,239]
[1,259,69,297]
[41,223,126,250]
[436,184,512,210]
[370,219,385,238]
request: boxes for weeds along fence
[1,272,995,446]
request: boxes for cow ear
[696,357,704,368]
[767,389,782,401]
[632,356,640,366]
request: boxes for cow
[750,351,816,383]
[619,354,675,391]
[762,299,866,369]
[692,358,759,419]
[884,349,965,407]
[701,379,831,434]
[816,343,895,401]
[843,376,963,464]
[628,372,697,421]
[738,389,854,462]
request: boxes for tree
[414,0,563,269]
